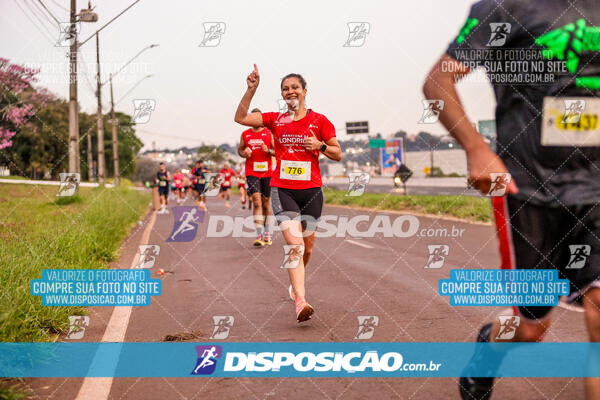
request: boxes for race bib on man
[253,161,268,172]
[541,97,600,146]
[197,179,205,184]
[280,160,311,181]
[159,181,167,187]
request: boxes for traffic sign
[346,121,369,135]
[369,139,386,148]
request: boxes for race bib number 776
[280,160,311,181]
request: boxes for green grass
[322,187,492,223]
[0,183,150,343]
[0,176,28,180]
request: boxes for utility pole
[95,32,105,186]
[68,0,79,174]
[109,74,119,185]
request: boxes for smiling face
[281,77,306,111]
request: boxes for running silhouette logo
[418,100,444,124]
[199,22,226,47]
[167,206,204,242]
[425,245,449,269]
[566,245,590,269]
[487,23,511,47]
[346,172,370,196]
[56,22,80,47]
[486,173,511,196]
[562,100,586,124]
[132,99,156,124]
[344,22,370,47]
[496,315,520,340]
[354,316,379,339]
[210,316,234,340]
[281,245,304,269]
[134,245,160,269]
[191,345,222,375]
[66,316,89,340]
[57,172,80,197]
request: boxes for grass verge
[322,187,492,223]
[0,183,150,343]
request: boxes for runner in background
[183,170,192,201]
[218,162,236,208]
[191,160,209,211]
[173,169,185,205]
[424,1,600,398]
[155,162,171,214]
[237,162,248,209]
[238,107,275,247]
[234,65,342,322]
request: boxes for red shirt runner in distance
[241,128,273,178]
[220,168,236,187]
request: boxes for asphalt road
[25,193,588,399]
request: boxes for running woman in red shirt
[173,169,185,205]
[218,162,236,208]
[238,107,275,247]
[235,65,342,323]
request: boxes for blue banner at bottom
[1,342,600,378]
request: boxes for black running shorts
[493,196,600,321]
[247,176,271,197]
[271,187,323,231]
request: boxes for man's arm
[238,133,252,158]
[422,54,517,195]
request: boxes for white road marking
[75,210,157,400]
[345,239,373,249]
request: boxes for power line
[26,0,57,29]
[35,0,61,25]
[12,0,55,45]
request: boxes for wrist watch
[319,142,327,152]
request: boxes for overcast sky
[1,0,495,150]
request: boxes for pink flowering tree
[0,58,52,150]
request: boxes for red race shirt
[261,110,335,189]
[242,128,273,178]
[219,168,236,187]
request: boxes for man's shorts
[194,183,205,194]
[219,185,231,192]
[247,176,271,197]
[271,186,323,231]
[493,196,600,321]
[158,186,169,197]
